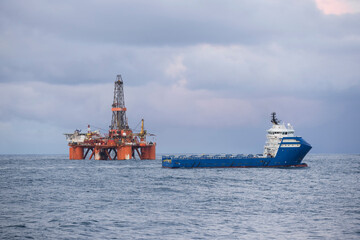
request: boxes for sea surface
[0,154,359,239]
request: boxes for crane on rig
[64,75,156,160]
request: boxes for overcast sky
[0,0,359,154]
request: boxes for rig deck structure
[65,75,156,160]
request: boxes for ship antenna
[271,112,280,125]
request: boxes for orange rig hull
[68,142,156,160]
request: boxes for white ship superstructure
[263,113,295,157]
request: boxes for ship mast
[271,112,280,125]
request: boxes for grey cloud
[0,0,359,153]
[2,0,359,47]
[0,0,359,88]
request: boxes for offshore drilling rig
[64,75,156,160]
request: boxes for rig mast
[110,75,128,130]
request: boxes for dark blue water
[0,154,359,239]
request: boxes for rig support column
[94,147,101,160]
[69,146,84,160]
[140,144,156,160]
[117,145,132,160]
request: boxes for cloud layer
[0,0,359,153]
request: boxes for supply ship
[162,113,312,168]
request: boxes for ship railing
[162,153,259,160]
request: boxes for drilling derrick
[65,74,156,161]
[110,75,128,130]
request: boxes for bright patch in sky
[316,0,360,14]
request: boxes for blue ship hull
[162,137,312,168]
